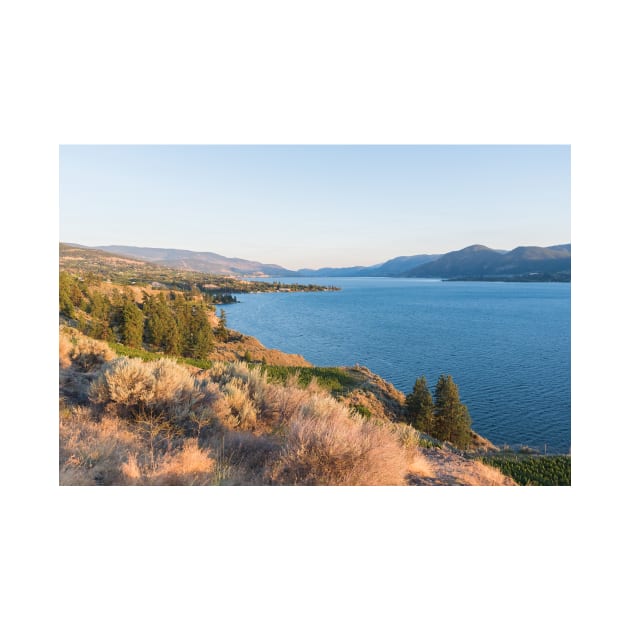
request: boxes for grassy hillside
[59,326,520,486]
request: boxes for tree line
[60,272,226,360]
[405,375,472,449]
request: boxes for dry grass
[410,447,518,486]
[121,439,216,486]
[59,327,116,371]
[60,403,220,486]
[266,394,413,485]
[59,406,140,485]
[407,453,435,478]
[455,459,517,486]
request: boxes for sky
[59,145,570,270]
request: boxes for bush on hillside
[89,357,210,425]
[266,394,412,486]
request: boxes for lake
[221,278,570,453]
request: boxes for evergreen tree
[405,376,434,433]
[59,272,85,318]
[120,297,144,348]
[216,308,229,342]
[184,304,214,359]
[433,374,472,449]
[144,293,181,354]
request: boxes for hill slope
[97,244,298,277]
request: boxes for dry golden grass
[59,327,116,371]
[59,406,140,485]
[267,394,412,485]
[121,439,216,486]
[455,459,517,486]
[407,453,435,478]
[59,332,73,368]
[410,447,518,486]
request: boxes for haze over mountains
[92,243,571,280]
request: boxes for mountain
[295,264,378,277]
[96,245,440,278]
[405,244,571,278]
[296,254,441,277]
[72,242,570,280]
[548,243,571,253]
[405,245,504,277]
[97,245,298,277]
[364,254,441,276]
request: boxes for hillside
[60,243,337,297]
[59,325,517,486]
[98,244,298,276]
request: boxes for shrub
[89,357,157,409]
[88,357,212,427]
[266,394,411,485]
[60,328,116,371]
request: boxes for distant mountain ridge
[80,242,570,280]
[295,254,441,277]
[96,244,442,277]
[404,244,571,278]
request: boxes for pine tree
[405,376,434,433]
[120,297,144,348]
[216,308,229,342]
[59,272,85,318]
[143,294,181,354]
[86,291,112,339]
[184,304,214,359]
[433,374,472,449]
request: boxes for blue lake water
[221,278,571,453]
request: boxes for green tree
[433,374,472,449]
[86,290,112,339]
[183,304,214,359]
[144,293,181,354]
[120,297,144,348]
[216,308,229,342]
[405,376,434,433]
[59,272,85,318]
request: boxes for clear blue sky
[59,145,570,269]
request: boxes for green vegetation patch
[480,454,571,486]
[108,342,214,370]
[108,342,165,362]
[262,365,359,395]
[349,404,373,419]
